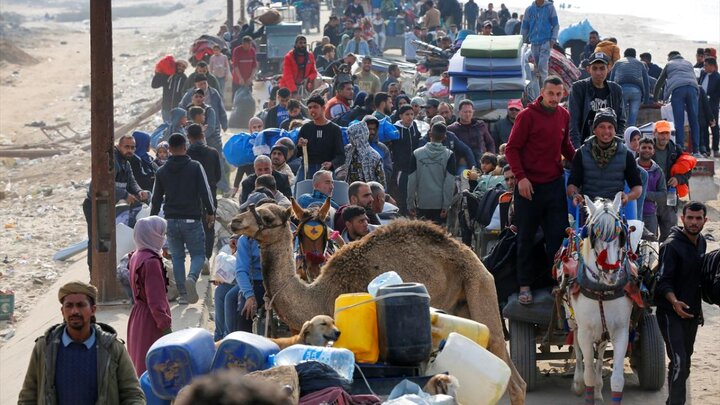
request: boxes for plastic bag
[223,132,258,166]
[295,361,352,397]
[213,251,236,284]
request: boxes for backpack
[702,248,720,306]
[473,183,505,227]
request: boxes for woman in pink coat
[127,216,172,376]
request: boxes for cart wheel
[509,320,537,391]
[635,311,666,391]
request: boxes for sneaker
[692,152,703,159]
[201,259,210,275]
[177,296,188,305]
[714,151,720,158]
[185,277,199,304]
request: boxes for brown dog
[270,315,341,349]
[424,374,460,398]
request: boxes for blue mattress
[448,53,522,78]
[451,76,527,94]
[463,54,523,72]
[466,77,526,91]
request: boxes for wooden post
[240,0,246,25]
[227,0,234,33]
[90,0,123,302]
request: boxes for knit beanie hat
[593,107,617,129]
[271,144,288,160]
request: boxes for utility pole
[227,0,234,34]
[240,0,246,25]
[90,0,123,302]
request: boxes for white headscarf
[133,216,167,253]
[623,126,641,156]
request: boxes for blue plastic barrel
[145,328,215,399]
[211,331,280,372]
[140,371,170,405]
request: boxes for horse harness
[557,210,636,344]
[293,215,335,282]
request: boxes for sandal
[518,289,533,305]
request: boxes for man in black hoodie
[655,201,708,405]
[186,124,221,261]
[151,134,215,305]
[390,105,422,215]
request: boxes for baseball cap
[426,98,440,108]
[483,20,493,27]
[654,120,672,133]
[239,189,275,212]
[411,97,426,107]
[507,99,523,111]
[589,52,610,65]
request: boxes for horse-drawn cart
[503,287,665,392]
[496,199,667,395]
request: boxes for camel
[230,200,527,405]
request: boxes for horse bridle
[293,215,331,281]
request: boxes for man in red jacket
[278,35,319,96]
[505,76,576,305]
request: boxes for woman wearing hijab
[341,121,385,186]
[623,126,649,219]
[131,131,159,191]
[127,216,172,376]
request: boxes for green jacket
[18,322,145,405]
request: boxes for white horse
[566,192,634,404]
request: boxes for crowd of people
[19,0,718,404]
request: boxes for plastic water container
[367,271,404,297]
[273,345,355,381]
[667,186,677,206]
[140,371,170,405]
[430,309,490,350]
[334,293,379,363]
[426,333,511,405]
[376,283,432,365]
[211,331,280,372]
[145,328,215,399]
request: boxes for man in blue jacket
[654,51,701,155]
[610,48,651,127]
[151,134,215,305]
[520,0,559,84]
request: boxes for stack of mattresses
[448,35,527,111]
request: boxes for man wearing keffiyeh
[567,107,643,207]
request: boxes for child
[208,44,231,96]
[470,152,504,193]
[154,142,170,166]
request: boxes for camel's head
[230,202,292,242]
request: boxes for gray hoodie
[407,142,456,210]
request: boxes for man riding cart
[495,106,665,393]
